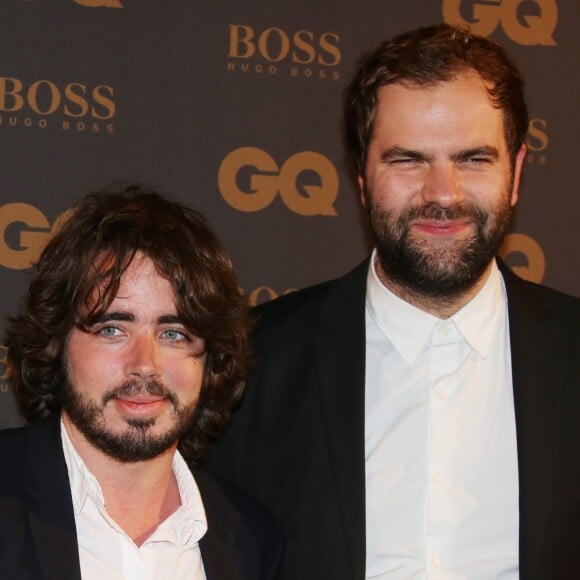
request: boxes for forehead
[371,72,506,149]
[105,253,177,312]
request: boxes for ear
[357,174,367,208]
[510,144,527,207]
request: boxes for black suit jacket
[208,258,580,580]
[0,417,283,580]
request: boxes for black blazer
[0,417,283,580]
[208,258,580,580]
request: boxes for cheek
[165,358,205,399]
[65,341,91,386]
[369,172,423,208]
[462,170,512,200]
[67,347,124,394]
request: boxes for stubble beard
[369,198,513,301]
[60,376,199,463]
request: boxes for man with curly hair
[0,187,282,579]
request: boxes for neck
[62,414,182,545]
[374,259,494,319]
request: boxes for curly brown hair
[344,23,529,174]
[6,185,251,463]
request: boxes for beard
[60,376,198,463]
[368,198,513,299]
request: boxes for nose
[124,333,161,379]
[421,163,464,208]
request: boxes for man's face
[63,253,206,462]
[359,72,526,298]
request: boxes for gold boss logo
[218,147,339,216]
[443,0,558,46]
[227,24,341,80]
[0,77,115,133]
[526,118,548,164]
[0,204,71,270]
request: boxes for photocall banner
[0,0,578,428]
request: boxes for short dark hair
[7,185,251,462]
[344,23,529,173]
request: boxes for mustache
[400,202,487,223]
[102,379,178,407]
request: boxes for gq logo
[218,147,339,216]
[247,287,296,307]
[499,233,545,283]
[443,0,558,46]
[0,204,71,270]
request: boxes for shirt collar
[167,451,208,545]
[451,259,506,359]
[60,419,207,546]
[60,419,100,516]
[366,249,506,364]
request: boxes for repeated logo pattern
[443,0,558,46]
[218,147,339,215]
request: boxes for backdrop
[1,0,578,428]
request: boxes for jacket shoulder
[526,281,580,311]
[0,424,30,492]
[504,268,580,324]
[252,259,369,339]
[254,278,336,326]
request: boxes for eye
[97,325,123,338]
[161,328,189,342]
[390,157,419,166]
[160,328,206,356]
[457,149,498,166]
[466,156,492,164]
[387,156,426,170]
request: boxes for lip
[114,396,167,417]
[411,219,472,236]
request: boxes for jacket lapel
[501,264,563,580]
[24,418,82,580]
[315,260,369,580]
[196,470,246,580]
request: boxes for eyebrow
[450,146,499,162]
[97,311,134,323]
[157,315,183,325]
[95,312,184,325]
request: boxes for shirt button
[438,388,447,400]
[433,473,444,484]
[433,555,443,568]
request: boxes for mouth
[113,395,167,417]
[411,219,472,237]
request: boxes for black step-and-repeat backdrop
[1,0,577,428]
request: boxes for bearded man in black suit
[208,24,580,580]
[1,187,282,580]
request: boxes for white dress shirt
[365,252,519,579]
[61,420,208,580]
